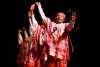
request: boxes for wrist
[71,16,76,20]
[38,5,41,8]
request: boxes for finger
[35,2,38,5]
[38,2,41,5]
[30,4,35,10]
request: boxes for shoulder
[46,17,51,22]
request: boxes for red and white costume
[36,3,75,67]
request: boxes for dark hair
[56,10,66,15]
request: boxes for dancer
[35,2,76,67]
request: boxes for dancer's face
[55,12,66,23]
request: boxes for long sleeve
[29,16,38,35]
[65,16,76,32]
[31,15,38,29]
[65,22,75,32]
[29,19,34,35]
[29,19,34,29]
[37,4,48,22]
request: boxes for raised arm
[35,2,48,22]
[31,4,38,28]
[28,4,38,34]
[66,12,77,32]
[69,12,76,27]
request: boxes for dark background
[8,0,80,67]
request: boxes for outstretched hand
[30,4,35,10]
[35,2,41,7]
[71,12,77,20]
[28,4,35,18]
